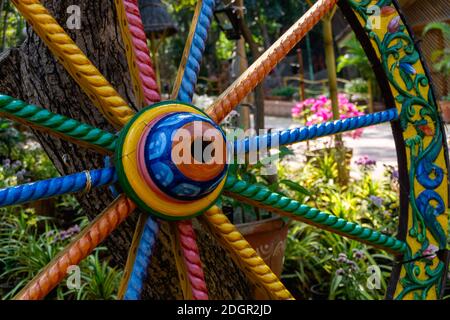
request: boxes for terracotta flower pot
[439,100,450,123]
[310,283,328,300]
[237,217,289,299]
[237,217,289,278]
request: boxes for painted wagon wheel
[1,0,448,300]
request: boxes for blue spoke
[234,108,399,153]
[174,0,216,102]
[123,215,159,300]
[0,167,117,207]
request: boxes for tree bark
[0,0,252,300]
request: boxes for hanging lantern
[138,0,178,93]
[138,0,178,39]
[213,0,242,40]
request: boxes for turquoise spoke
[224,175,408,255]
[0,95,117,153]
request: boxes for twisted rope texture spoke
[0,168,117,207]
[235,109,398,153]
[224,176,408,254]
[177,220,209,300]
[15,195,136,300]
[206,0,337,123]
[117,0,160,105]
[12,0,135,128]
[123,215,159,300]
[202,206,293,300]
[169,1,216,297]
[0,95,117,153]
[174,0,215,102]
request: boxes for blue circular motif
[144,112,227,201]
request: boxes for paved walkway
[263,116,450,179]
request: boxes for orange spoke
[14,195,136,300]
[206,0,337,123]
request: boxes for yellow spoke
[201,206,294,300]
[12,0,135,129]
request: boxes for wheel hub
[115,101,228,220]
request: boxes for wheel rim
[0,0,447,300]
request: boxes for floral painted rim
[338,0,449,300]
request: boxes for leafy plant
[0,208,121,300]
[344,78,369,95]
[222,146,310,223]
[337,34,378,111]
[270,86,298,99]
[282,223,324,294]
[280,150,400,300]
[337,35,374,80]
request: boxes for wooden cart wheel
[0,0,448,300]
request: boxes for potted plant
[220,147,310,278]
[423,22,450,122]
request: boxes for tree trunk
[0,0,252,300]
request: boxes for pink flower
[423,244,439,260]
[318,95,328,103]
[311,101,324,112]
[338,94,349,105]
[346,128,363,139]
[291,106,301,117]
[291,93,366,139]
[317,109,332,121]
[303,98,315,106]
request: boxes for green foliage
[423,22,450,76]
[270,86,298,98]
[0,3,26,50]
[0,208,121,300]
[280,149,399,299]
[0,122,120,300]
[0,121,58,189]
[282,223,324,293]
[337,35,375,82]
[216,32,235,61]
[344,78,369,95]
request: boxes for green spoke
[224,176,408,255]
[0,95,117,154]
